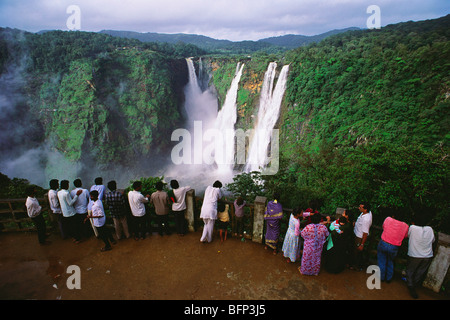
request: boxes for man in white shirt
[58,180,83,243]
[26,186,49,245]
[352,202,373,270]
[170,179,192,236]
[406,215,435,299]
[86,190,116,252]
[128,181,150,240]
[48,179,66,239]
[200,181,223,243]
[71,179,91,238]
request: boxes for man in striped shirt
[105,180,130,240]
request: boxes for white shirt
[26,196,42,218]
[90,184,106,200]
[128,190,149,217]
[91,199,106,227]
[354,211,373,238]
[70,188,90,214]
[200,186,222,220]
[408,225,435,258]
[172,186,192,211]
[57,189,78,217]
[48,189,61,214]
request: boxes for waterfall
[245,62,289,173]
[168,58,244,188]
[184,57,218,127]
[214,62,245,175]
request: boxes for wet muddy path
[0,231,444,301]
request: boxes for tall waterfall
[168,58,244,188]
[214,62,245,175]
[245,62,289,173]
[184,58,218,128]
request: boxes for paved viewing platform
[0,230,445,301]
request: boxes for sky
[0,0,448,41]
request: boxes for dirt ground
[0,229,446,301]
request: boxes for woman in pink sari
[299,213,329,275]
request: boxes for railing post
[185,189,195,232]
[423,232,450,293]
[252,196,267,244]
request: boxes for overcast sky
[0,0,448,41]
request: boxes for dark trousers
[97,225,115,249]
[64,215,81,241]
[76,213,91,238]
[53,213,66,239]
[406,256,432,288]
[133,215,147,238]
[173,210,186,235]
[233,216,244,236]
[352,236,370,269]
[32,214,47,244]
[156,214,171,235]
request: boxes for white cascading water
[214,62,245,176]
[245,62,289,173]
[184,57,218,128]
[167,58,244,189]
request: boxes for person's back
[408,225,435,258]
[71,180,90,214]
[151,190,170,215]
[217,204,230,222]
[91,177,106,200]
[128,190,148,217]
[200,185,222,219]
[381,216,409,246]
[58,188,77,217]
[172,186,191,211]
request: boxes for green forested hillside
[0,29,195,168]
[274,15,449,230]
[0,15,448,232]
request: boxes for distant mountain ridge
[99,27,361,52]
[258,27,361,48]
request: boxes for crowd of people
[24,178,435,299]
[260,193,436,299]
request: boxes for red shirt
[381,217,409,246]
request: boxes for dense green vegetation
[215,16,449,232]
[274,16,449,232]
[0,28,198,167]
[0,15,448,233]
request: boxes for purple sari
[264,200,283,250]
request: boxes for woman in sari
[264,192,283,255]
[299,213,329,275]
[282,207,303,263]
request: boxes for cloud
[0,0,448,40]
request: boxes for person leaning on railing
[26,186,50,245]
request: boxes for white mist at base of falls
[167,59,289,192]
[166,58,245,190]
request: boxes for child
[282,208,303,263]
[217,202,230,243]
